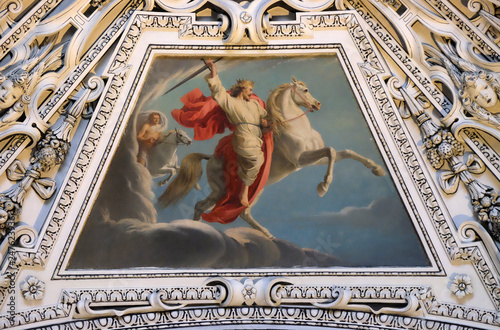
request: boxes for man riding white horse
[161,61,385,238]
[205,59,270,208]
[170,59,274,223]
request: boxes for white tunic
[206,75,267,186]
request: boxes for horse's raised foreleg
[298,147,336,197]
[239,190,274,239]
[158,167,177,186]
[335,149,386,176]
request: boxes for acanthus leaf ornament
[0,0,63,61]
[0,36,62,130]
[423,0,500,60]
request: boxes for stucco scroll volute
[157,0,338,44]
[0,1,21,38]
[0,1,499,329]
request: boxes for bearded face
[231,79,254,101]
[241,85,253,101]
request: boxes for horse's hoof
[317,182,329,197]
[371,166,386,176]
[263,230,275,239]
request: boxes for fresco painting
[68,56,430,269]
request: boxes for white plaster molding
[0,1,499,329]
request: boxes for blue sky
[141,56,429,266]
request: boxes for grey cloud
[68,217,344,269]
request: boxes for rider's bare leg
[158,168,176,186]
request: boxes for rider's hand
[261,119,269,128]
[205,58,217,77]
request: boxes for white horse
[147,128,194,186]
[158,77,386,238]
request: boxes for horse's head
[291,76,321,111]
[174,128,193,146]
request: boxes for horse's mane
[159,129,176,143]
[163,129,176,138]
[266,83,291,133]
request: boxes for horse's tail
[157,153,211,208]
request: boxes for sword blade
[162,58,222,96]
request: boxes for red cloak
[172,88,273,224]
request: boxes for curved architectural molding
[0,1,498,329]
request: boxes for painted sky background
[140,56,429,266]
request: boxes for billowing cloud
[69,217,342,269]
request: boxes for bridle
[163,128,191,145]
[291,84,316,112]
[273,84,317,126]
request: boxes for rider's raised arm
[205,74,237,116]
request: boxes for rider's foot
[240,185,250,208]
[241,196,249,208]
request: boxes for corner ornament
[0,76,104,246]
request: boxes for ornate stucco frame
[1,1,499,329]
